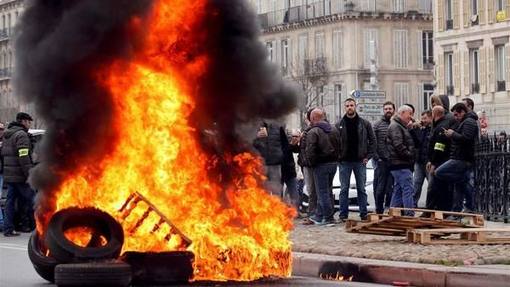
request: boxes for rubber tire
[54,262,131,287]
[121,251,194,284]
[45,207,124,263]
[27,231,58,283]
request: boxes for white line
[0,244,27,251]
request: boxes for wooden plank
[408,228,510,245]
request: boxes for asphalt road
[0,233,388,287]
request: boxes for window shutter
[464,50,470,95]
[480,47,487,93]
[489,46,495,93]
[275,40,280,65]
[404,30,409,68]
[507,0,510,21]
[453,0,460,29]
[364,29,370,68]
[463,0,470,27]
[438,0,445,31]
[487,0,494,23]
[437,53,445,95]
[417,31,423,69]
[417,84,424,112]
[289,37,294,70]
[506,45,510,91]
[479,0,486,24]
[393,30,398,67]
[454,51,461,96]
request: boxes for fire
[320,272,354,282]
[41,0,295,281]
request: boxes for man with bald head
[304,108,341,225]
[424,105,453,211]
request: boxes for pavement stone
[290,218,510,266]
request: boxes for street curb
[292,252,510,287]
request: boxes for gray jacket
[335,115,376,161]
[373,116,391,161]
[386,116,415,168]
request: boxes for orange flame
[42,0,295,281]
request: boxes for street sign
[356,90,386,123]
[351,89,361,98]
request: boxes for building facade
[249,0,434,128]
[0,0,32,125]
[434,0,510,132]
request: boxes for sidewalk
[291,218,510,266]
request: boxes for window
[445,52,454,95]
[422,31,434,67]
[266,42,273,62]
[422,84,434,111]
[364,29,378,68]
[298,34,308,70]
[334,84,343,103]
[394,82,409,108]
[362,0,376,12]
[470,49,480,93]
[496,0,504,11]
[315,32,325,58]
[445,0,453,29]
[393,30,408,68]
[393,0,404,12]
[472,0,478,15]
[496,45,506,91]
[332,30,343,69]
[281,39,289,75]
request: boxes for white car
[300,161,376,213]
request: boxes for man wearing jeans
[305,109,340,225]
[435,103,478,213]
[410,110,432,207]
[387,105,416,216]
[336,98,376,221]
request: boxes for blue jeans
[390,169,415,216]
[4,182,35,234]
[413,162,429,207]
[312,162,337,221]
[339,161,368,218]
[435,159,474,212]
[374,160,393,214]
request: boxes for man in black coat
[410,110,432,206]
[2,112,35,237]
[435,103,478,212]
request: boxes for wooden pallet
[388,208,485,226]
[408,228,510,245]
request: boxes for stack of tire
[28,207,194,286]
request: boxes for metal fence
[475,135,510,222]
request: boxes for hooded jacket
[335,114,376,161]
[386,116,415,169]
[1,121,33,183]
[305,121,341,167]
[450,112,479,163]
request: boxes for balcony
[0,68,12,80]
[471,83,480,94]
[304,57,328,77]
[497,81,506,92]
[446,85,454,95]
[0,29,9,41]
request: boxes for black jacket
[1,122,33,183]
[281,134,297,181]
[335,114,376,161]
[290,126,313,168]
[450,113,479,163]
[386,116,415,169]
[305,121,341,167]
[410,125,431,164]
[253,123,284,166]
[427,117,452,166]
[373,116,391,160]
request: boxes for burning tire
[121,251,194,284]
[54,262,131,287]
[45,207,124,263]
[28,231,58,283]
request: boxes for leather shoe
[4,230,20,237]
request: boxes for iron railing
[475,135,510,222]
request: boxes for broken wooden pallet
[407,228,510,245]
[388,208,485,226]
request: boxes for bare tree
[289,57,330,129]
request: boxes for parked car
[300,161,375,213]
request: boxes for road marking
[0,244,27,251]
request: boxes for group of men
[255,94,479,225]
[0,112,36,237]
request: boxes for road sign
[356,90,386,123]
[351,89,361,98]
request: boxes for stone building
[249,0,434,128]
[434,0,510,132]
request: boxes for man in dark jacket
[254,121,286,196]
[2,112,35,237]
[372,101,395,214]
[435,103,478,213]
[336,98,376,221]
[281,129,299,211]
[387,105,416,216]
[410,110,432,206]
[305,108,340,225]
[425,106,453,211]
